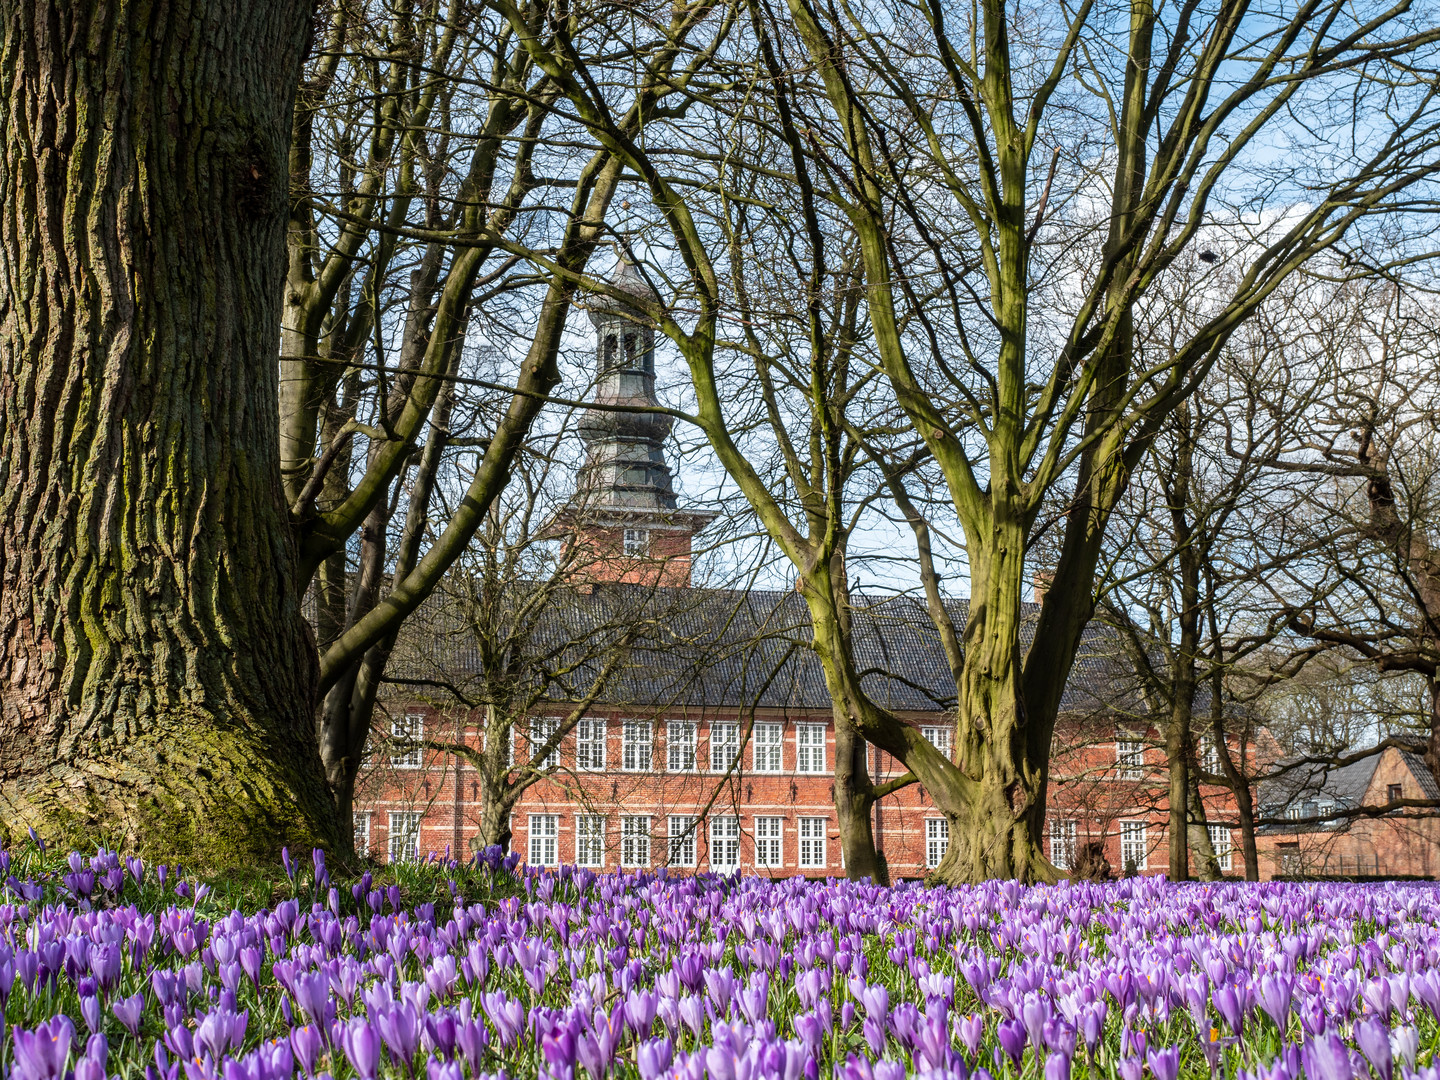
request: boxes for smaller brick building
[1254,745,1440,878]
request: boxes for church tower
[564,261,714,586]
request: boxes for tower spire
[564,259,715,586]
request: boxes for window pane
[754,816,783,869]
[710,817,740,872]
[754,723,783,772]
[529,718,559,771]
[668,721,697,772]
[1206,824,1233,871]
[577,719,606,771]
[925,818,950,869]
[528,814,559,867]
[391,713,424,768]
[921,726,952,760]
[388,812,422,863]
[1049,819,1076,870]
[621,816,651,868]
[710,723,740,772]
[576,815,605,868]
[1116,732,1146,780]
[796,724,826,773]
[798,817,827,869]
[668,816,697,867]
[1120,821,1147,872]
[623,721,653,771]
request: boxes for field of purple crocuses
[0,843,1437,1080]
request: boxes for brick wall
[355,703,1268,879]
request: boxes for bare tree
[278,0,732,853]
[502,0,1440,881]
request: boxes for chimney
[1033,571,1054,605]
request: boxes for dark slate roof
[1402,750,1440,799]
[389,584,1130,715]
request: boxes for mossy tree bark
[0,0,337,862]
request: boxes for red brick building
[1253,745,1440,878]
[350,262,1274,881]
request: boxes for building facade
[352,262,1274,881]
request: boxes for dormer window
[624,528,649,556]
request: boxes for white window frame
[925,818,950,869]
[391,713,424,768]
[624,528,649,556]
[354,812,372,857]
[576,815,606,868]
[528,717,560,771]
[622,720,653,772]
[1119,820,1148,872]
[754,816,783,869]
[667,721,698,772]
[710,817,740,873]
[1199,737,1223,775]
[710,722,740,772]
[1116,732,1146,780]
[1206,824,1233,871]
[388,812,422,863]
[1049,819,1077,871]
[753,722,783,773]
[621,816,651,868]
[576,718,607,772]
[528,814,559,867]
[668,816,697,868]
[798,817,827,870]
[920,726,952,760]
[795,724,827,774]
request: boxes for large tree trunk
[0,0,337,863]
[943,522,1052,883]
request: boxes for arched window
[602,332,618,370]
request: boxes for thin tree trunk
[0,0,337,862]
[1166,708,1192,880]
[1187,767,1222,881]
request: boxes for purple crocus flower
[956,1013,985,1060]
[1213,984,1245,1036]
[376,1003,423,1066]
[455,1013,489,1075]
[113,992,144,1037]
[638,1037,674,1080]
[1257,974,1294,1032]
[290,1026,324,1077]
[625,989,660,1036]
[12,1015,75,1080]
[1302,1033,1354,1080]
[1148,1046,1181,1080]
[1353,1018,1392,1080]
[79,991,102,1034]
[998,1019,1028,1067]
[340,1020,382,1080]
[292,970,331,1026]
